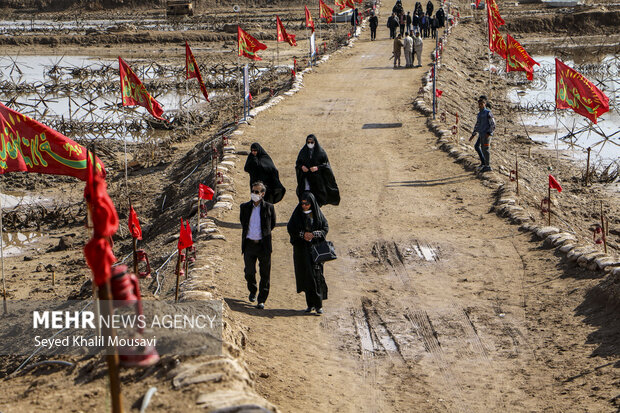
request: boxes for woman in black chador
[244,142,286,204]
[295,134,340,207]
[287,192,329,315]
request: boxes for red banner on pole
[185,42,210,102]
[486,0,505,26]
[238,26,267,61]
[555,58,610,124]
[305,6,315,32]
[334,0,346,10]
[0,102,105,180]
[128,205,142,240]
[178,219,193,251]
[345,0,355,8]
[549,174,562,193]
[276,15,297,46]
[119,57,166,121]
[319,0,335,23]
[199,183,214,200]
[506,34,539,81]
[488,9,507,59]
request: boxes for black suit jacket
[240,199,276,254]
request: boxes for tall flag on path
[506,34,539,81]
[238,26,267,61]
[276,15,297,46]
[305,6,315,32]
[319,0,335,23]
[119,57,166,121]
[487,8,506,59]
[555,58,610,124]
[198,183,215,200]
[185,42,210,102]
[0,102,105,180]
[486,0,505,26]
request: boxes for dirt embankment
[505,9,620,34]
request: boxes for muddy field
[0,0,619,411]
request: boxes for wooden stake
[52,270,55,287]
[197,197,201,234]
[515,155,519,196]
[98,282,124,413]
[528,146,531,159]
[184,247,190,278]
[132,237,138,277]
[547,184,551,226]
[585,147,591,186]
[174,252,182,303]
[601,201,607,254]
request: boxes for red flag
[486,0,505,26]
[119,57,166,122]
[555,59,610,124]
[185,42,210,102]
[549,175,562,193]
[199,183,214,200]
[435,89,443,97]
[238,26,267,61]
[487,10,506,59]
[506,34,539,81]
[0,103,105,180]
[345,0,355,8]
[178,219,193,251]
[128,205,142,240]
[334,0,347,10]
[305,6,315,32]
[319,0,335,23]
[84,151,118,287]
[276,15,297,46]
[475,0,481,8]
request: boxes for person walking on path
[387,13,399,39]
[287,192,329,315]
[421,14,429,38]
[392,33,403,68]
[239,181,276,309]
[244,142,286,204]
[351,8,359,34]
[426,0,434,17]
[411,12,420,36]
[431,15,438,39]
[413,31,423,67]
[295,134,340,207]
[406,11,412,34]
[399,12,406,36]
[469,95,496,173]
[369,11,378,40]
[403,32,414,68]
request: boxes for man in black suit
[240,181,276,309]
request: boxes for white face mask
[251,193,261,202]
[303,209,312,214]
[307,143,315,149]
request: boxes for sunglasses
[252,190,262,194]
[300,201,310,205]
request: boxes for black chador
[244,142,286,204]
[295,135,340,207]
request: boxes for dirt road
[210,9,620,413]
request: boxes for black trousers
[389,27,396,39]
[243,241,271,303]
[370,26,377,40]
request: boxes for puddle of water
[507,55,619,164]
[0,19,212,34]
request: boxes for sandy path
[210,12,619,413]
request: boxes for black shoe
[481,166,492,173]
[249,293,256,303]
[256,303,264,310]
[304,307,315,313]
[316,308,324,315]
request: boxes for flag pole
[174,250,181,303]
[276,40,280,67]
[197,190,201,232]
[547,182,551,226]
[1,187,7,315]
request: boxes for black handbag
[311,240,337,263]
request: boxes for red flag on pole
[119,57,166,121]
[549,174,563,193]
[486,0,505,26]
[555,58,610,124]
[319,0,335,23]
[276,15,297,46]
[305,6,315,32]
[0,102,105,180]
[83,151,118,287]
[199,183,215,200]
[345,0,355,8]
[435,89,443,97]
[487,10,507,59]
[178,219,193,251]
[185,42,210,102]
[128,205,142,240]
[238,26,267,61]
[506,34,539,81]
[334,0,347,10]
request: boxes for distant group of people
[240,135,339,315]
[387,0,445,40]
